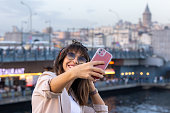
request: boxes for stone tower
[143,4,152,28]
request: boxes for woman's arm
[50,61,105,93]
[50,71,75,93]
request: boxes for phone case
[91,48,112,70]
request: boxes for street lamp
[45,20,52,51]
[21,1,32,33]
[92,28,94,50]
[21,21,27,32]
[21,21,27,46]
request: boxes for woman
[32,40,108,113]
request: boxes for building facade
[151,29,170,61]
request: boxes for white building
[94,26,114,35]
[139,33,151,45]
[105,29,130,49]
[151,29,170,61]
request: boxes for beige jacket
[32,71,108,113]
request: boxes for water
[1,88,170,113]
[103,88,170,113]
[0,101,31,113]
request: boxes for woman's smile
[67,64,77,69]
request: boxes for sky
[0,0,170,35]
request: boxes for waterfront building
[3,27,54,51]
[52,31,70,48]
[42,27,53,34]
[4,32,49,45]
[151,29,170,61]
[138,33,152,48]
[105,28,139,50]
[82,29,105,49]
[112,29,130,49]
[93,26,114,35]
[115,20,133,30]
[151,22,164,30]
[4,32,22,43]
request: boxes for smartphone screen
[91,48,112,79]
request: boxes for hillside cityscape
[0,4,170,62]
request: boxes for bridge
[0,48,153,62]
[0,47,164,77]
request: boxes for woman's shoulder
[40,71,56,78]
[36,71,56,84]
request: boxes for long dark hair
[54,40,91,105]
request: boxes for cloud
[0,0,100,34]
[0,0,50,33]
[0,0,46,18]
[86,9,95,13]
[33,14,98,31]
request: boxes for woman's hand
[69,61,105,81]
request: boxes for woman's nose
[72,57,79,64]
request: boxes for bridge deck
[0,48,153,62]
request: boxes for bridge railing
[0,48,60,62]
[0,48,153,62]
[109,49,153,59]
[0,78,170,103]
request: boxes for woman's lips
[68,65,75,69]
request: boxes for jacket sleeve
[93,104,108,113]
[83,104,108,113]
[33,72,63,98]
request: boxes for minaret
[143,4,152,28]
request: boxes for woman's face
[63,51,86,72]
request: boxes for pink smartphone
[91,48,112,78]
